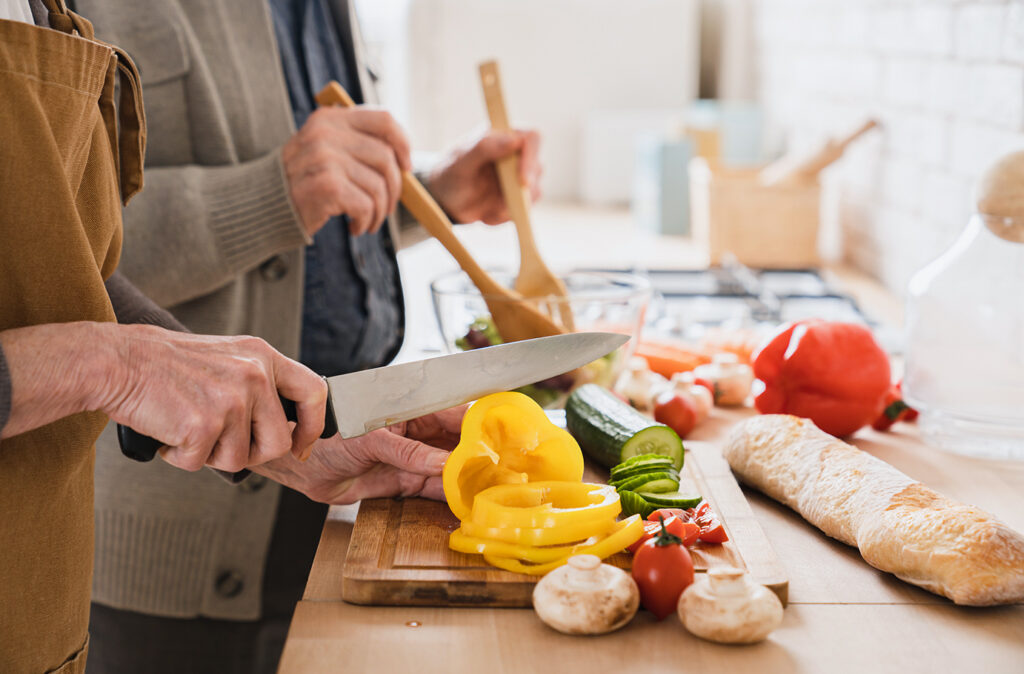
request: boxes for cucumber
[609,456,674,480]
[618,490,656,518]
[636,491,703,509]
[566,384,684,470]
[610,471,678,493]
[630,478,680,494]
[609,470,679,490]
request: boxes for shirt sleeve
[105,271,188,332]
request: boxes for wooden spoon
[478,60,575,330]
[314,81,565,343]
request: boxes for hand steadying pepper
[752,320,892,437]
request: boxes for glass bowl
[430,270,652,407]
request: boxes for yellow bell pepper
[469,482,620,529]
[458,516,618,547]
[448,529,597,563]
[482,515,645,576]
[442,392,584,521]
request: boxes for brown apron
[0,1,144,671]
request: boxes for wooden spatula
[314,81,565,343]
[478,60,575,331]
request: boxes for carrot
[635,341,711,378]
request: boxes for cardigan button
[259,256,288,281]
[214,569,245,599]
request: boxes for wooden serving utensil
[314,81,565,343]
[758,119,879,187]
[478,60,575,331]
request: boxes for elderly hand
[282,106,412,237]
[427,129,542,225]
[252,405,467,504]
[0,322,328,472]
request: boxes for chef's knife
[118,331,628,462]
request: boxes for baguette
[723,414,1024,606]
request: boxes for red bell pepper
[752,320,891,437]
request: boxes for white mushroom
[677,567,783,644]
[668,372,714,423]
[532,555,639,635]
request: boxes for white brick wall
[755,0,1024,295]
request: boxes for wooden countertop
[279,205,1024,673]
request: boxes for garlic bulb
[613,357,668,411]
[693,353,754,407]
[677,567,783,644]
[532,555,639,635]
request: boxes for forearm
[0,322,120,439]
[118,152,309,307]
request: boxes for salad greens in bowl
[430,270,651,407]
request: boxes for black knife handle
[118,387,339,462]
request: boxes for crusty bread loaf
[723,414,1024,606]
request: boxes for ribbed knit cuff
[203,151,310,274]
[0,344,11,435]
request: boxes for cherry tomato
[694,377,716,400]
[628,515,699,552]
[654,392,698,438]
[647,508,686,523]
[631,521,695,620]
[683,501,729,544]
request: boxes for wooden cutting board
[341,440,787,607]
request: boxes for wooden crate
[690,158,821,268]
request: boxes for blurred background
[358,0,1024,294]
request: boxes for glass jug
[903,153,1024,460]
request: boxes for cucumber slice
[609,468,679,489]
[610,471,678,493]
[618,490,656,518]
[609,456,674,479]
[612,453,675,471]
[566,384,684,470]
[636,491,703,509]
[630,478,680,494]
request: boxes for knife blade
[118,331,627,460]
[327,331,627,438]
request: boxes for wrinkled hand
[96,324,327,473]
[427,129,542,224]
[282,106,412,237]
[252,405,468,505]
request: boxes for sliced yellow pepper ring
[442,392,584,522]
[482,515,645,576]
[458,516,618,547]
[469,481,620,529]
[449,529,604,564]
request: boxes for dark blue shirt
[268,0,403,376]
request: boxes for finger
[247,383,294,465]
[346,109,412,171]
[345,157,390,234]
[349,135,402,216]
[465,131,521,167]
[343,186,376,236]
[517,129,542,191]
[359,431,450,476]
[206,404,255,472]
[272,356,328,460]
[419,476,445,501]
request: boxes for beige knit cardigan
[81,0,422,619]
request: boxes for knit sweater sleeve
[116,151,310,307]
